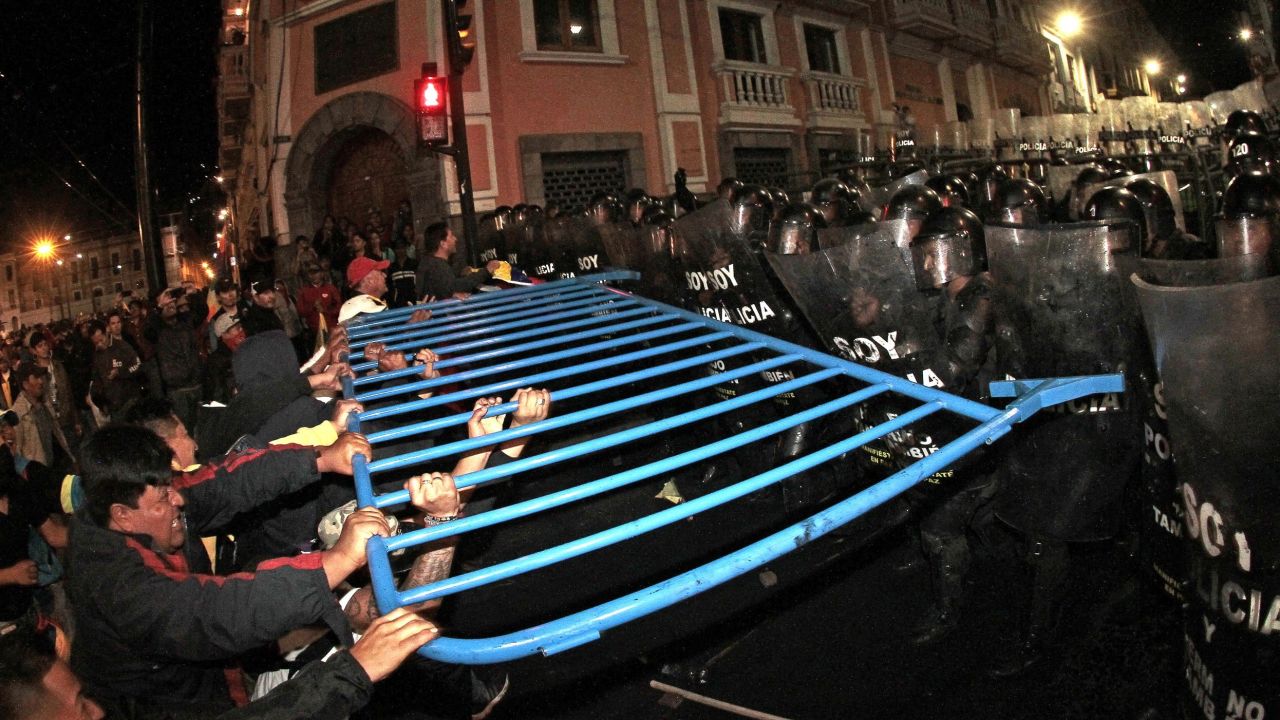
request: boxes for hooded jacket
[67,445,351,715]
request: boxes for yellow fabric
[269,421,339,448]
[59,475,76,515]
[314,313,328,353]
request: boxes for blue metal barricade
[342,272,1121,664]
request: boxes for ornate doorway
[326,129,409,230]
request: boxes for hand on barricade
[317,432,372,475]
[348,607,439,683]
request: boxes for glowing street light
[1144,59,1162,75]
[1055,10,1083,38]
[34,240,56,260]
[1240,28,1253,41]
[1176,74,1187,83]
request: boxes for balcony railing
[803,72,866,131]
[714,61,800,127]
[888,0,955,39]
[995,21,1051,72]
[949,0,993,49]
[808,73,861,113]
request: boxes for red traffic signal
[417,76,445,112]
[414,67,448,146]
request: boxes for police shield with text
[1134,270,1280,718]
[984,221,1146,676]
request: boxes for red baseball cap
[346,257,390,288]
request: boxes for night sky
[1139,0,1254,95]
[0,0,1260,254]
[0,0,221,253]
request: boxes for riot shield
[814,220,913,266]
[1080,170,1185,231]
[865,170,930,212]
[672,201,794,400]
[536,216,614,280]
[986,222,1145,541]
[1133,254,1271,286]
[529,215,575,280]
[499,218,539,268]
[1134,273,1280,719]
[597,222,644,271]
[1044,164,1080,209]
[632,223,685,306]
[765,240,967,488]
[1121,253,1273,601]
[474,217,507,265]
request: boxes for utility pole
[134,0,166,293]
[443,0,479,267]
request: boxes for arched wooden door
[326,129,409,231]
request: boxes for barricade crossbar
[341,272,1121,664]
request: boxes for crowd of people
[0,204,548,719]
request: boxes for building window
[541,150,628,215]
[803,24,840,74]
[3,266,10,282]
[534,0,600,52]
[71,261,80,284]
[73,290,82,302]
[719,8,766,63]
[111,252,121,275]
[90,257,100,280]
[132,248,142,271]
[135,280,146,289]
[5,290,13,309]
[92,288,104,298]
[314,1,399,95]
[733,146,790,188]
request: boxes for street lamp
[1241,28,1253,41]
[1144,59,1161,75]
[34,239,56,260]
[1055,10,1083,38]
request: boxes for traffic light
[446,0,476,71]
[414,63,448,146]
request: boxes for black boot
[988,537,1067,678]
[911,534,969,645]
[987,630,1045,678]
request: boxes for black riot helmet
[993,177,1049,225]
[728,183,774,237]
[1225,131,1276,179]
[716,177,743,200]
[847,209,879,225]
[1217,171,1280,258]
[1074,164,1110,188]
[586,192,623,225]
[767,202,827,255]
[766,187,792,221]
[1100,157,1132,179]
[884,185,943,237]
[641,204,672,226]
[835,169,873,199]
[1068,164,1110,219]
[925,174,971,208]
[810,178,859,226]
[490,205,514,230]
[909,207,986,290]
[1082,187,1146,255]
[514,203,543,226]
[623,188,653,226]
[1223,109,1268,140]
[1122,177,1179,241]
[975,164,1009,208]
